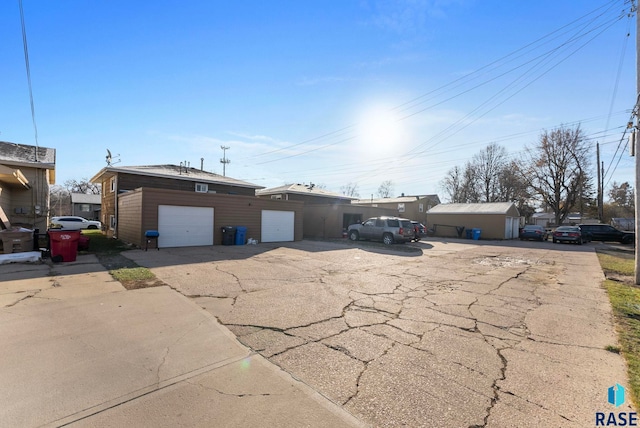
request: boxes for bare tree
[64,178,101,194]
[377,180,394,198]
[519,126,591,225]
[499,160,535,220]
[49,185,71,216]
[340,182,360,198]
[441,161,480,203]
[441,165,464,203]
[473,143,507,202]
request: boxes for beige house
[256,183,357,205]
[427,202,521,240]
[0,141,56,231]
[257,184,411,239]
[303,204,398,239]
[351,195,441,225]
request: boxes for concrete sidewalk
[0,255,363,427]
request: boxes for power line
[238,1,627,174]
[19,0,39,151]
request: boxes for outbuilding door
[505,217,519,239]
[157,205,214,248]
[261,210,294,242]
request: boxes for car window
[386,219,399,227]
[364,219,375,227]
[401,220,413,228]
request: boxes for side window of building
[110,177,116,193]
[109,215,116,229]
[195,183,208,193]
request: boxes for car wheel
[88,225,98,230]
[382,233,394,245]
[349,230,359,241]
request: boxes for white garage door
[261,210,294,243]
[158,205,214,248]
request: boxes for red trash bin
[48,230,80,262]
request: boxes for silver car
[348,216,415,245]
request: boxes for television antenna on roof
[106,149,120,166]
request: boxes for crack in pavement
[4,290,40,307]
[186,379,275,397]
[161,244,615,427]
[464,262,534,427]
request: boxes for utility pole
[634,0,640,284]
[597,143,602,221]
[220,146,230,177]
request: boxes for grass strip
[597,252,640,409]
[82,230,160,289]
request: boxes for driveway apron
[125,240,634,427]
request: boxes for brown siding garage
[426,202,521,240]
[303,204,398,239]
[117,187,303,248]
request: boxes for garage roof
[428,202,518,215]
[257,183,357,200]
[90,165,264,189]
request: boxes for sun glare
[356,105,404,156]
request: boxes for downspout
[114,176,118,238]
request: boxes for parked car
[410,221,427,242]
[348,216,415,245]
[50,216,102,230]
[519,225,547,241]
[578,224,634,244]
[552,226,585,245]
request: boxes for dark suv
[578,224,634,244]
[348,216,415,245]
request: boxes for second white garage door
[158,205,214,248]
[261,210,294,243]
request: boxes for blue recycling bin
[235,226,247,245]
[472,228,481,240]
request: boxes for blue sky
[1,0,636,201]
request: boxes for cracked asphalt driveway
[125,238,633,427]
